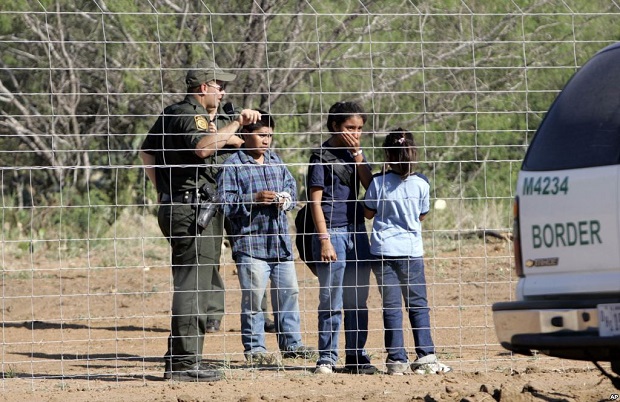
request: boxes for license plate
[598,303,620,337]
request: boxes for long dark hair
[326,101,366,132]
[383,128,417,179]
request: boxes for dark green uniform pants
[158,203,225,369]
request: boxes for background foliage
[1,0,618,247]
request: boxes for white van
[492,42,620,385]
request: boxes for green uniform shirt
[141,96,238,195]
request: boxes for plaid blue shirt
[216,148,297,260]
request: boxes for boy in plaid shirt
[217,111,315,365]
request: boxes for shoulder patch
[194,115,209,131]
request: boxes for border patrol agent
[140,60,260,382]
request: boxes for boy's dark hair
[383,128,417,179]
[326,101,367,132]
[241,109,275,133]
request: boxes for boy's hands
[254,191,292,210]
[254,190,278,205]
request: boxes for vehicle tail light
[513,196,524,277]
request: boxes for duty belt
[159,190,200,204]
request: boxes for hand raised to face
[238,109,261,126]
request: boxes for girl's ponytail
[383,128,417,179]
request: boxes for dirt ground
[0,214,619,402]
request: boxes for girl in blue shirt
[364,128,451,375]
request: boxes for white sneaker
[386,359,409,375]
[410,354,452,374]
[314,364,333,374]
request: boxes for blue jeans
[235,254,303,354]
[313,224,372,366]
[373,256,435,362]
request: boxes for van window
[523,45,620,171]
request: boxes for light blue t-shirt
[364,171,430,257]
